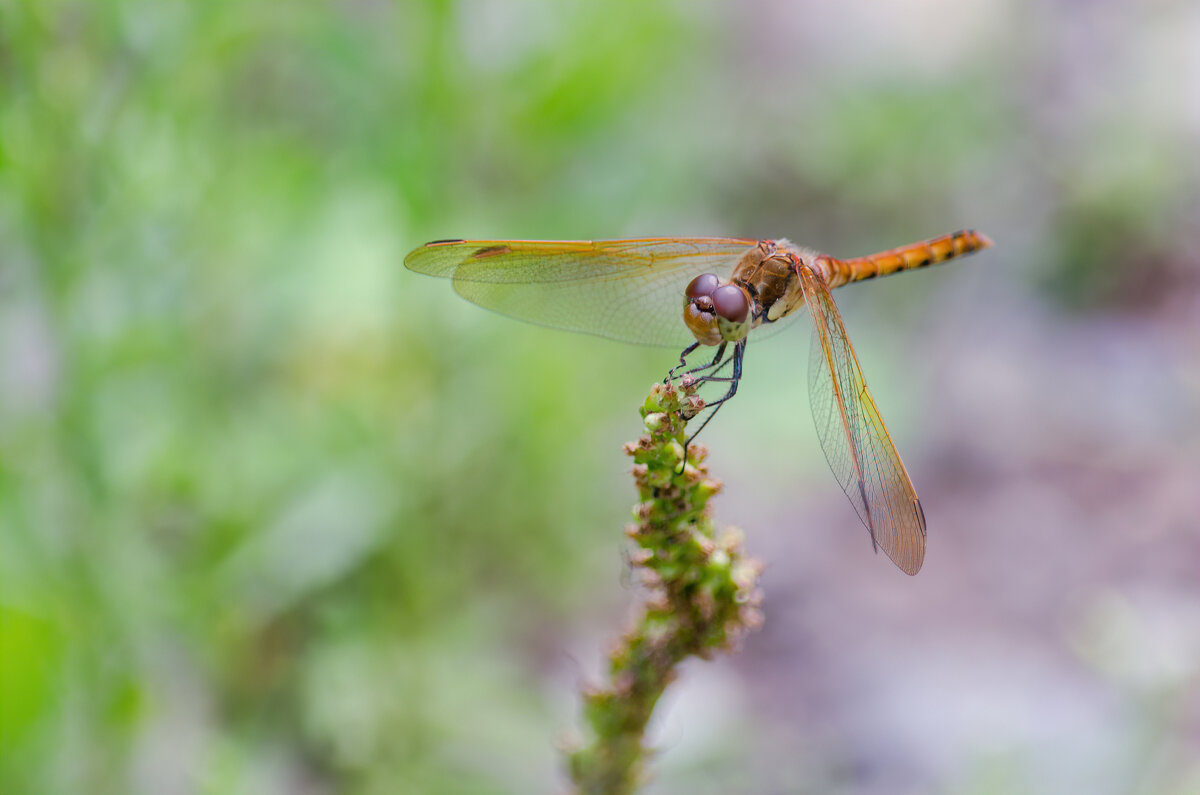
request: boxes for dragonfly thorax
[728,239,812,325]
[682,273,752,345]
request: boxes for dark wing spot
[472,244,512,259]
[426,238,465,246]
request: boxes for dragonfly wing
[405,238,757,347]
[800,266,926,575]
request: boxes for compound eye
[685,273,721,299]
[712,284,749,323]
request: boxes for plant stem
[565,378,764,795]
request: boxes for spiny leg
[666,342,700,383]
[667,341,727,383]
[674,349,736,426]
[674,343,737,395]
[692,341,743,410]
[687,349,737,386]
[679,340,745,471]
[682,341,729,377]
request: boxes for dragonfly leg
[668,341,736,383]
[666,342,701,383]
[688,349,738,385]
[693,340,743,409]
[679,340,745,471]
[683,342,728,377]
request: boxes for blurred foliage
[0,3,687,792]
[0,1,1196,793]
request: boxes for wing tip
[878,542,924,576]
[404,239,470,273]
[877,498,927,575]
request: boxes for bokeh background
[2,1,1198,793]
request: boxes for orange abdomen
[828,229,993,287]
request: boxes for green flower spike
[565,378,764,795]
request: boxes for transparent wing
[404,238,757,347]
[800,266,927,575]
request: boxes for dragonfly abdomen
[831,229,993,286]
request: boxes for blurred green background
[2,1,1198,793]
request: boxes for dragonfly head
[683,273,752,345]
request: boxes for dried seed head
[629,549,654,567]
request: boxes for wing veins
[801,266,926,575]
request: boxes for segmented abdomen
[828,229,993,287]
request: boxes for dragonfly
[405,230,992,575]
